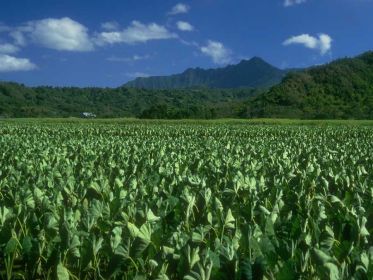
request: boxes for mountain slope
[243,51,373,119]
[2,51,373,119]
[124,57,289,89]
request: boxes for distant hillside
[243,51,373,119]
[124,57,290,89]
[0,82,261,118]
[2,51,373,119]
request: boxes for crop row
[0,123,372,279]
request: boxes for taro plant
[0,122,372,279]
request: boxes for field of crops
[0,120,372,279]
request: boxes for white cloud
[96,21,177,45]
[177,21,194,32]
[179,39,199,47]
[284,34,318,49]
[10,30,27,46]
[283,33,332,55]
[200,40,232,64]
[318,34,332,55]
[284,0,307,7]
[0,54,36,72]
[107,54,150,62]
[169,3,190,15]
[132,54,150,61]
[101,21,119,31]
[0,43,20,54]
[26,17,94,51]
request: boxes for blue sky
[0,0,372,87]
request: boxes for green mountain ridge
[243,51,373,119]
[1,51,373,119]
[124,57,290,89]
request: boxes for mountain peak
[124,57,288,89]
[249,56,265,62]
[237,56,272,66]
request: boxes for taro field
[0,120,372,279]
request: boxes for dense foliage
[124,57,289,89]
[0,83,258,118]
[0,121,372,279]
[243,51,373,119]
[2,51,373,119]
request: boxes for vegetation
[124,57,290,89]
[243,51,373,119]
[0,83,259,118]
[1,51,373,119]
[0,120,372,279]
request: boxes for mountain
[124,57,290,89]
[243,51,373,119]
[2,51,373,119]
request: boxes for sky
[0,0,372,87]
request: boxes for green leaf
[46,215,59,230]
[111,227,122,251]
[138,223,152,242]
[192,231,204,243]
[224,209,235,229]
[5,237,18,255]
[86,183,103,200]
[329,195,342,204]
[156,274,170,280]
[239,258,253,280]
[0,206,11,225]
[129,176,137,189]
[187,246,200,270]
[69,235,81,258]
[56,263,70,280]
[162,246,175,255]
[22,236,33,257]
[312,248,334,265]
[360,217,370,237]
[92,236,104,256]
[215,197,223,212]
[127,222,140,238]
[207,212,213,225]
[149,259,158,270]
[324,262,340,280]
[130,223,152,258]
[277,260,296,280]
[115,177,124,188]
[360,252,369,270]
[320,226,335,251]
[259,205,271,215]
[34,187,44,201]
[115,244,130,258]
[147,209,160,222]
[183,274,198,280]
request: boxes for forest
[1,51,373,119]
